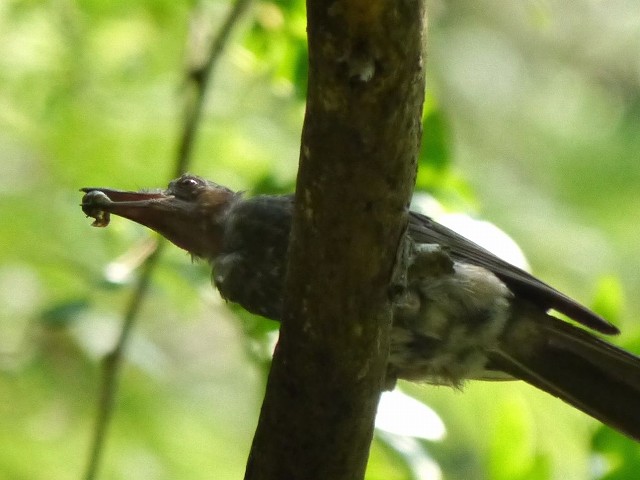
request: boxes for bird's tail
[491,307,640,441]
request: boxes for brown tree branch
[244,1,427,479]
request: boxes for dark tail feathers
[492,312,640,441]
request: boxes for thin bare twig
[83,243,165,480]
[83,1,253,478]
[176,0,253,175]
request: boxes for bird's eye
[167,175,204,199]
[181,177,200,188]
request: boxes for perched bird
[81,174,640,441]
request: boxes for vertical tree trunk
[245,1,427,479]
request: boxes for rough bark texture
[244,1,426,479]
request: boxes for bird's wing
[407,211,618,334]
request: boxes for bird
[81,173,640,441]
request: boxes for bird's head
[81,174,238,259]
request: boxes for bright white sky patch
[375,389,446,441]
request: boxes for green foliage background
[2,0,640,479]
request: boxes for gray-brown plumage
[81,174,640,441]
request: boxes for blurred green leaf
[489,394,539,480]
[591,275,624,326]
[487,393,554,480]
[242,1,308,98]
[420,107,451,172]
[592,427,640,480]
[39,299,90,327]
[367,437,412,480]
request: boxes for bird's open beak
[80,184,228,258]
[80,188,172,228]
